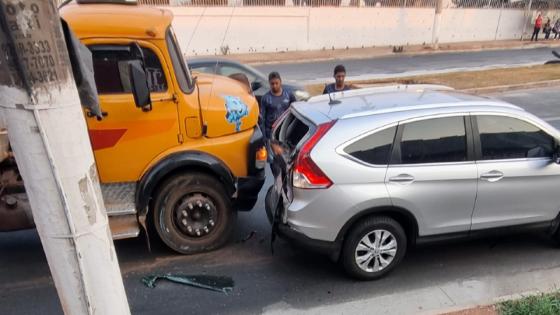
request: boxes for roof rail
[306,84,454,103]
[340,100,522,120]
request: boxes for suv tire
[153,173,235,254]
[341,216,407,280]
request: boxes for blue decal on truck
[224,95,249,132]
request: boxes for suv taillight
[293,121,335,189]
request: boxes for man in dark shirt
[323,64,352,94]
[260,72,296,141]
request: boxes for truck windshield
[166,27,194,94]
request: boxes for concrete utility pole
[432,0,443,49]
[0,1,130,314]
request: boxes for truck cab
[0,1,266,254]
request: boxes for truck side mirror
[129,60,152,110]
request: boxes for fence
[55,0,560,10]
[57,0,560,11]
[57,1,560,55]
[137,0,560,9]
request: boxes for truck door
[85,41,181,183]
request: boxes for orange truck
[0,0,267,254]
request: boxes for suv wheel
[341,216,407,280]
[153,173,235,254]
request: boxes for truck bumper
[235,169,265,211]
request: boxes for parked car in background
[189,58,310,102]
[267,85,560,280]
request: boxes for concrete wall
[168,7,537,55]
[439,9,525,42]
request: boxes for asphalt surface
[2,87,560,315]
[254,47,560,83]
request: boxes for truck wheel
[153,173,235,254]
[341,216,406,280]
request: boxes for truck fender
[135,151,236,221]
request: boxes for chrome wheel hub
[355,229,397,273]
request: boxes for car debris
[545,50,560,64]
[141,274,234,294]
[239,230,257,243]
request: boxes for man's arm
[289,91,297,104]
[348,83,358,90]
[322,84,329,94]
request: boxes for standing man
[260,72,296,143]
[323,64,352,94]
[544,18,552,39]
[532,13,543,41]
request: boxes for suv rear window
[273,112,310,149]
[344,126,396,165]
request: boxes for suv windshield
[166,27,194,94]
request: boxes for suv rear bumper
[277,222,340,261]
[235,169,265,211]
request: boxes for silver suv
[266,85,560,280]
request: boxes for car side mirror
[129,60,152,111]
[251,81,263,92]
[554,146,560,164]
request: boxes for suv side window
[91,46,167,94]
[476,115,554,160]
[344,126,397,165]
[397,116,467,164]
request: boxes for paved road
[2,87,560,315]
[254,47,559,83]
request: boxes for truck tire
[341,216,407,280]
[153,173,235,254]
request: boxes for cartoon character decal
[224,95,249,132]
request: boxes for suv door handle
[388,174,415,184]
[480,170,504,182]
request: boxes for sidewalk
[215,39,560,65]
[263,264,560,315]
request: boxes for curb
[302,61,545,85]
[462,79,560,94]
[348,79,560,96]
[234,42,560,66]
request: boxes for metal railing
[60,0,560,10]
[149,0,439,6]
